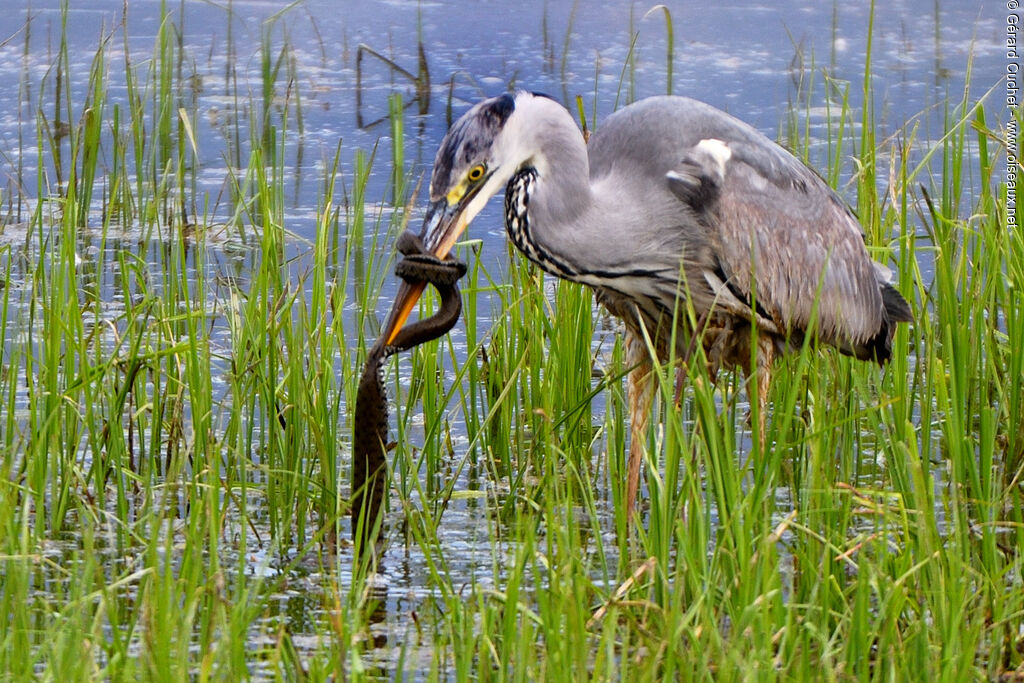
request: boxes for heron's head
[380,90,556,345]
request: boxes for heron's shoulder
[589,96,785,177]
[594,96,760,143]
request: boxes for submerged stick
[351,236,466,554]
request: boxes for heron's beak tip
[381,280,425,347]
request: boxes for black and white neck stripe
[504,168,580,280]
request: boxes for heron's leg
[675,309,712,406]
[704,318,734,386]
[742,334,774,446]
[625,330,655,521]
[673,365,686,409]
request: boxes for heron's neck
[503,107,594,279]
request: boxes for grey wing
[587,96,905,356]
[667,134,887,353]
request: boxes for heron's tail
[863,283,914,365]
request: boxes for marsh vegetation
[0,1,1019,679]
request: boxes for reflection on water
[0,0,1002,676]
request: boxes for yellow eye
[467,164,486,182]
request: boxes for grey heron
[378,90,913,518]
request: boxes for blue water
[1,0,1003,239]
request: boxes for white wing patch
[695,138,732,176]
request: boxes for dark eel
[351,232,466,551]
